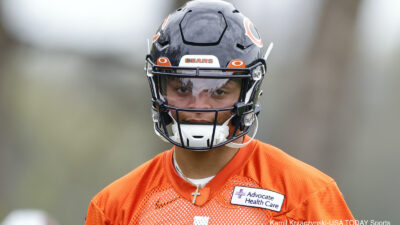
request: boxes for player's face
[162,77,241,124]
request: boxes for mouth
[183,119,214,124]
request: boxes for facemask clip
[243,112,255,127]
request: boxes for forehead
[166,77,240,86]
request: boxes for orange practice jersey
[85,137,354,224]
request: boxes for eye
[177,86,191,94]
[213,89,226,96]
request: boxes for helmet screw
[244,113,255,126]
[152,109,160,123]
[252,65,264,81]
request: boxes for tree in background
[0,0,16,219]
[293,0,361,173]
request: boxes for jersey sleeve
[285,180,355,222]
[85,199,111,225]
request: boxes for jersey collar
[164,135,257,206]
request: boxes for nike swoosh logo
[155,197,180,209]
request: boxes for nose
[188,91,213,109]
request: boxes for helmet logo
[228,59,246,72]
[231,61,243,67]
[243,17,263,48]
[161,15,170,30]
[228,59,245,68]
[152,15,171,43]
[179,55,220,67]
[185,58,213,64]
[152,33,161,43]
[157,57,172,66]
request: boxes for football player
[85,1,355,224]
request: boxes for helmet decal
[227,59,246,72]
[243,17,263,48]
[228,59,246,68]
[161,15,170,30]
[157,57,172,66]
[152,33,160,43]
[179,55,220,67]
[152,15,170,43]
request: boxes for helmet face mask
[145,0,267,150]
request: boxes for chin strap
[224,115,258,149]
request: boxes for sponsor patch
[230,186,285,212]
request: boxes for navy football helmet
[145,0,271,150]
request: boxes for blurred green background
[0,0,399,224]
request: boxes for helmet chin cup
[170,116,232,149]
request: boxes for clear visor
[160,76,242,110]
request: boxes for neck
[174,137,243,179]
